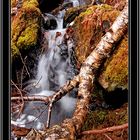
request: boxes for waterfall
[11,0,80,131]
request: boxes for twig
[21,65,25,89]
[11,80,24,117]
[81,123,128,135]
[20,56,28,89]
[11,95,51,103]
[46,75,79,128]
[104,134,112,140]
[19,52,30,78]
[11,75,79,104]
[32,76,42,88]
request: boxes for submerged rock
[63,5,88,27]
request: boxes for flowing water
[11,0,81,133]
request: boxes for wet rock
[63,6,88,27]
[43,17,57,30]
[63,1,73,9]
[11,0,43,83]
[43,13,58,30]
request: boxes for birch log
[24,1,128,139]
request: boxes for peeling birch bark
[23,1,128,139]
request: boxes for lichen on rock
[11,0,42,59]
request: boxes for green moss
[99,34,128,91]
[83,103,128,132]
[22,0,39,8]
[11,0,42,59]
[17,21,39,49]
[79,8,93,17]
[94,110,107,124]
[11,42,20,58]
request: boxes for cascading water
[11,0,80,133]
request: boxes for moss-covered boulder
[98,34,128,91]
[73,4,119,64]
[73,4,128,91]
[11,0,42,60]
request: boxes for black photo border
[2,0,10,139]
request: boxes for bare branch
[81,123,128,135]
[11,95,51,103]
[11,75,79,103]
[11,80,25,117]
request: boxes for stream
[11,0,86,136]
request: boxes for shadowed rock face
[39,0,64,13]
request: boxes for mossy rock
[73,4,120,65]
[80,103,128,140]
[11,0,42,60]
[98,33,128,92]
[73,4,128,92]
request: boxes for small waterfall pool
[11,0,81,133]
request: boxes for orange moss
[98,34,128,91]
[103,0,126,11]
[11,0,18,7]
[73,4,120,65]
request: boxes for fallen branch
[11,80,24,117]
[81,123,128,135]
[11,95,51,103]
[11,75,79,103]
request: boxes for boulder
[72,4,128,91]
[11,0,42,60]
[98,34,128,91]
